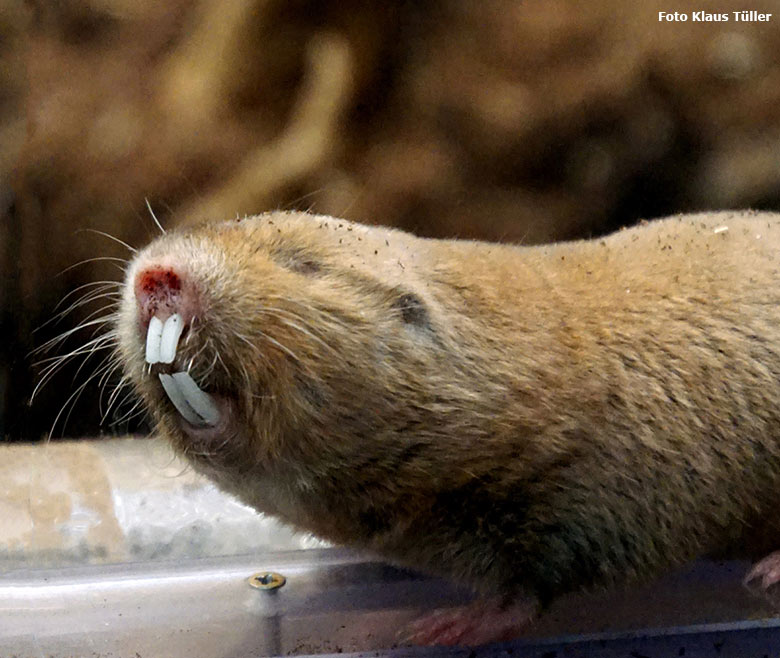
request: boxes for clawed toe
[400,598,539,647]
[745,551,780,607]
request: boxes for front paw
[400,598,538,647]
[744,551,780,608]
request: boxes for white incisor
[145,313,184,365]
[159,313,184,364]
[145,315,164,364]
[158,372,220,426]
[145,313,220,426]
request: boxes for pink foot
[402,598,538,646]
[744,551,780,608]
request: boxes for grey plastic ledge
[1,548,779,658]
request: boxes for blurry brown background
[2,0,780,441]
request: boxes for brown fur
[118,209,780,608]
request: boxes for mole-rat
[116,209,780,645]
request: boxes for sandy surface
[0,436,323,570]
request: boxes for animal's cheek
[163,394,263,470]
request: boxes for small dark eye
[393,292,429,328]
[294,370,326,408]
[273,247,321,275]
[289,258,321,275]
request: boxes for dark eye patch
[392,292,430,329]
[272,247,322,275]
[294,370,326,409]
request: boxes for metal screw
[248,571,286,590]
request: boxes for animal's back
[116,209,780,642]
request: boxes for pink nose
[135,266,183,325]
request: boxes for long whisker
[109,398,149,428]
[47,360,113,440]
[32,327,117,398]
[55,290,122,320]
[33,330,115,377]
[89,355,120,418]
[33,283,121,336]
[49,280,122,314]
[33,315,118,357]
[77,228,137,254]
[107,381,146,426]
[57,256,130,277]
[98,359,126,419]
[71,334,118,383]
[145,198,167,235]
[33,317,117,364]
[102,371,129,415]
[105,378,144,427]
